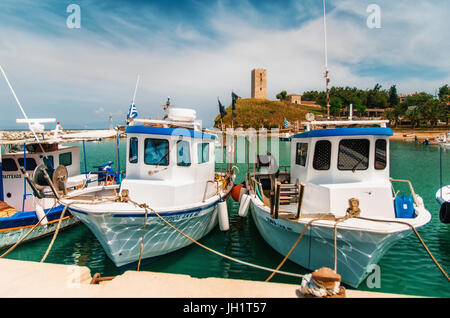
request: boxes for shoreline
[391,127,449,141]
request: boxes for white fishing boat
[241,120,432,288]
[435,142,449,224]
[59,106,235,267]
[436,185,450,221]
[0,119,118,250]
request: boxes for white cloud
[0,0,448,128]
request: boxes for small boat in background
[0,119,118,250]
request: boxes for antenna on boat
[0,65,44,144]
[132,74,140,106]
[323,0,331,119]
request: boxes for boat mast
[323,0,330,119]
[0,136,3,202]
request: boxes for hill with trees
[213,98,322,128]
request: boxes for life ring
[439,202,450,224]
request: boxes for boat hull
[69,200,221,267]
[0,206,79,250]
[250,200,413,288]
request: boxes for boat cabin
[290,125,393,218]
[121,108,218,209]
[251,120,399,219]
[1,141,81,212]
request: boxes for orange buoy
[231,184,243,202]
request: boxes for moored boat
[242,119,432,287]
[0,119,118,250]
[60,106,235,267]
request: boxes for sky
[0,0,449,129]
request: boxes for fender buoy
[35,204,48,226]
[238,187,247,202]
[439,202,450,224]
[218,200,229,231]
[231,184,243,202]
[238,194,251,217]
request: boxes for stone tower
[251,68,267,99]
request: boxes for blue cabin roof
[292,127,393,139]
[125,125,216,140]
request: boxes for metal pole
[323,0,330,119]
[117,131,121,183]
[440,145,443,200]
[0,140,4,202]
[82,140,87,175]
[22,142,26,212]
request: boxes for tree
[352,97,366,114]
[419,98,447,126]
[366,83,388,108]
[276,90,287,101]
[438,84,450,100]
[329,97,343,115]
[388,85,400,108]
[302,91,319,101]
[405,106,420,128]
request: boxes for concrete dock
[0,258,410,298]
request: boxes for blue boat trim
[292,127,393,139]
[126,125,216,140]
[0,205,69,230]
[70,200,219,218]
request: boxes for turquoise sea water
[4,139,450,297]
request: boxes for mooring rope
[40,204,69,263]
[265,209,360,282]
[125,197,306,279]
[137,205,149,271]
[0,201,58,258]
[355,216,450,282]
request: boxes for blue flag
[284,118,291,128]
[127,103,138,122]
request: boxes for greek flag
[284,118,291,128]
[127,103,138,121]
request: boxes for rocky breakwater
[0,130,78,142]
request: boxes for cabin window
[313,140,331,170]
[18,158,37,171]
[295,143,308,167]
[197,143,209,164]
[59,152,72,167]
[2,158,18,172]
[338,139,370,171]
[144,138,169,166]
[129,137,138,164]
[177,140,191,166]
[375,139,387,170]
